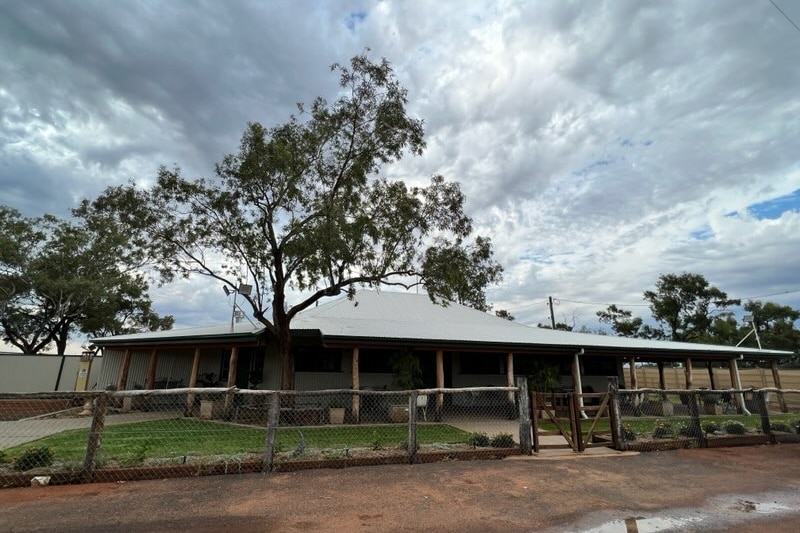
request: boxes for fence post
[81,392,108,482]
[408,391,418,463]
[754,390,773,443]
[686,391,706,448]
[263,391,280,473]
[516,377,532,455]
[607,377,626,451]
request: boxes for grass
[3,419,471,466]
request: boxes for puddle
[732,499,791,514]
[560,490,800,533]
[581,516,699,533]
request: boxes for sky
[1,0,799,352]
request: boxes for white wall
[0,353,85,392]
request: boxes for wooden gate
[530,390,611,452]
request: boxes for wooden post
[572,388,584,452]
[81,392,108,482]
[770,360,788,413]
[186,347,201,416]
[517,377,532,455]
[506,353,515,404]
[608,377,626,451]
[657,362,666,390]
[572,350,586,418]
[707,362,717,390]
[116,348,132,391]
[408,391,418,462]
[754,390,773,442]
[145,348,159,390]
[628,357,638,389]
[684,358,693,389]
[263,392,280,472]
[686,391,705,447]
[435,349,444,416]
[224,346,239,413]
[729,358,750,415]
[351,347,360,422]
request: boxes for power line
[768,0,800,35]
[504,288,800,313]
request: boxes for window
[358,349,394,373]
[459,352,504,374]
[294,347,342,372]
[581,357,618,376]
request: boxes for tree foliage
[597,304,663,339]
[0,207,172,355]
[78,54,502,389]
[643,272,739,342]
[737,301,800,353]
[598,272,799,357]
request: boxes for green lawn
[5,419,471,465]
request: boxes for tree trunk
[274,313,294,391]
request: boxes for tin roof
[92,290,790,359]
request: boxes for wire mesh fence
[0,386,522,486]
[612,388,800,452]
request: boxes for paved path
[0,411,183,449]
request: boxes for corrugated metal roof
[293,291,788,357]
[92,290,791,358]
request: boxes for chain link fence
[0,386,522,487]
[610,387,800,452]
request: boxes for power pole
[548,296,556,329]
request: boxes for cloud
[1,0,799,346]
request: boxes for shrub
[489,433,516,448]
[622,423,637,441]
[652,420,673,439]
[702,421,720,434]
[467,432,490,447]
[676,422,698,437]
[13,447,54,471]
[770,422,793,433]
[723,420,747,435]
[0,450,7,464]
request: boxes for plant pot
[200,400,222,419]
[388,404,409,423]
[329,407,345,424]
[703,404,722,415]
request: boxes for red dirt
[1,445,800,532]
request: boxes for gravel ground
[1,444,799,532]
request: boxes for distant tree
[537,322,573,331]
[643,272,739,342]
[79,55,502,390]
[597,304,663,339]
[0,207,172,355]
[494,309,515,321]
[740,300,800,353]
[704,312,741,346]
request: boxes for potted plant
[328,398,346,424]
[702,393,722,415]
[527,362,560,420]
[388,352,423,423]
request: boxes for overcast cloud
[1,0,799,349]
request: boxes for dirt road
[1,445,799,532]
